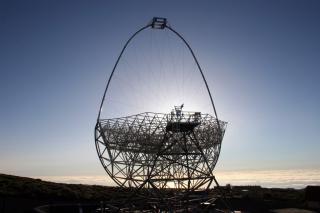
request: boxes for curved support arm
[97,20,221,132]
[165,25,221,130]
[97,24,151,120]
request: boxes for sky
[1,0,320,184]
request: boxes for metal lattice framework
[95,111,227,191]
[94,17,229,210]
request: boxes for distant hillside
[0,173,118,201]
[0,173,125,213]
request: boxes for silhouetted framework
[96,111,226,189]
[94,17,230,212]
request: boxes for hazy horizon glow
[31,168,320,189]
[1,0,320,189]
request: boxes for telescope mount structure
[95,17,230,212]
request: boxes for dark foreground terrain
[0,173,319,213]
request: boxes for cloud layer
[34,168,320,189]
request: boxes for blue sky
[1,0,320,178]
